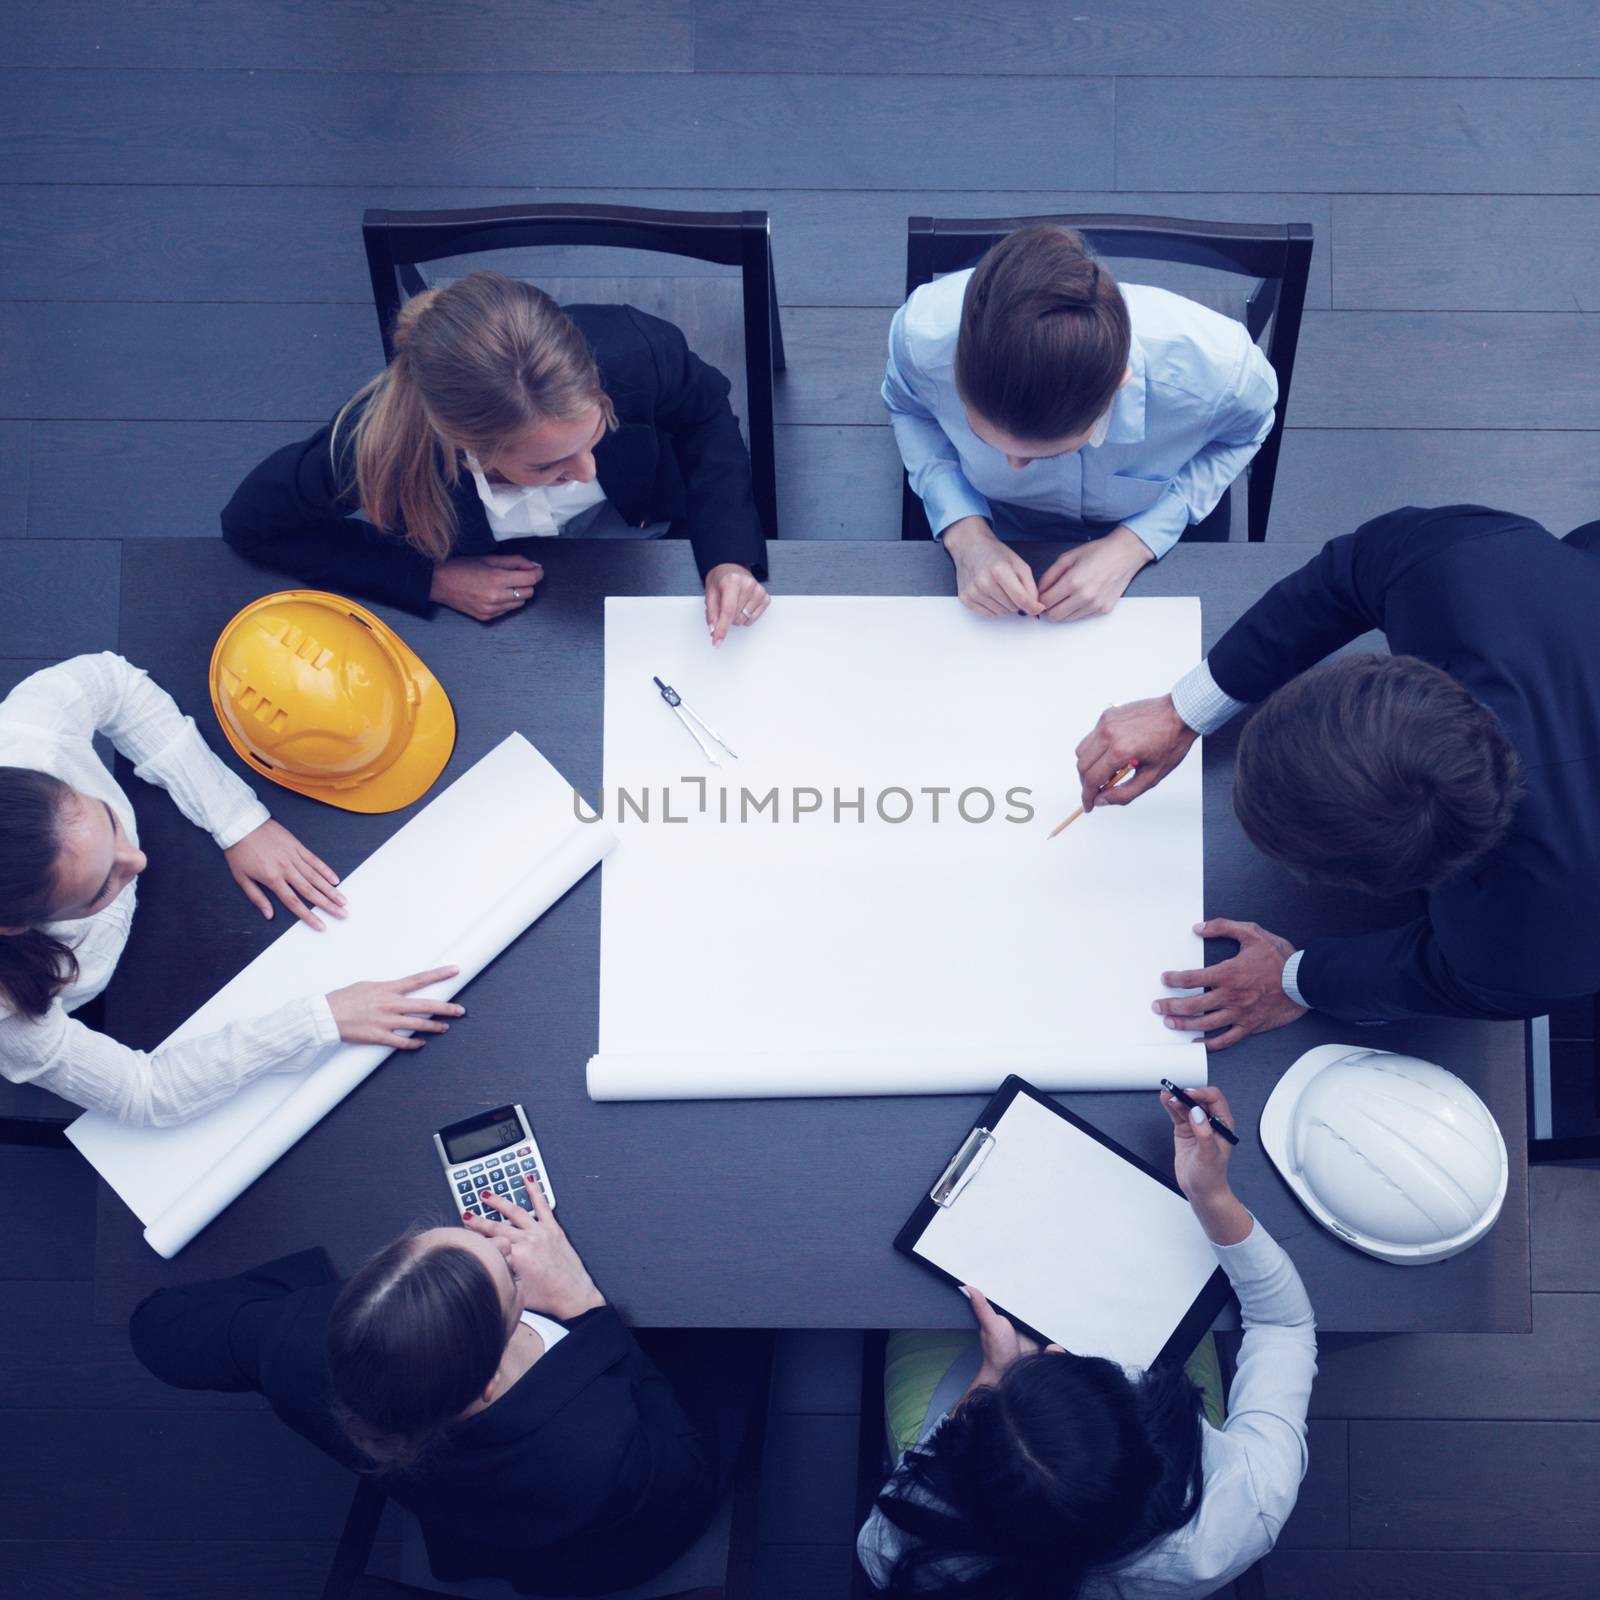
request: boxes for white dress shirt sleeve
[882,302,992,539]
[18,654,270,849]
[1121,337,1278,558]
[1170,658,1250,736]
[1280,949,1309,1009]
[0,992,340,1127]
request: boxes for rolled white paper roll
[141,827,610,1258]
[585,1046,1206,1103]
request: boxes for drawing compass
[652,676,739,767]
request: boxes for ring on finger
[739,606,754,619]
[509,587,521,600]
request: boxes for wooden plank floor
[3,4,1599,1595]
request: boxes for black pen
[1159,1079,1240,1146]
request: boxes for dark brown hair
[328,1234,508,1472]
[955,225,1131,445]
[1233,654,1522,895]
[0,767,80,1019]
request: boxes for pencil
[1048,761,1138,839]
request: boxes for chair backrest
[900,214,1314,543]
[362,204,784,541]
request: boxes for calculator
[433,1103,555,1223]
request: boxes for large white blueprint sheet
[69,734,616,1256]
[590,596,1206,1101]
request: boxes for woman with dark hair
[130,1176,757,1595]
[884,224,1278,624]
[857,1087,1316,1598]
[222,270,770,644]
[0,654,460,1124]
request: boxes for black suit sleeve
[128,1247,338,1394]
[220,427,438,615]
[1206,506,1499,704]
[625,308,768,583]
[1295,916,1541,1023]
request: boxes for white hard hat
[1260,1044,1508,1266]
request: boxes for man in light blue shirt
[883,226,1278,622]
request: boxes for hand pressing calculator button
[433,1103,555,1224]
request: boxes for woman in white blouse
[0,653,462,1125]
[857,1085,1316,1599]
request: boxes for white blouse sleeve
[1213,1218,1319,1536]
[2,654,269,849]
[0,993,339,1127]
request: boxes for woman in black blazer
[222,271,770,643]
[130,1180,736,1596]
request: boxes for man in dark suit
[1074,506,1600,1049]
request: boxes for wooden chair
[899,213,1313,545]
[362,204,786,542]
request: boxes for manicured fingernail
[1164,1017,1177,1029]
[1190,1106,1206,1125]
[1150,1001,1163,1014]
[1192,923,1205,934]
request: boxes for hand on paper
[469,1180,606,1322]
[1075,695,1197,812]
[1159,1085,1253,1247]
[959,1285,1062,1402]
[704,563,770,646]
[1036,525,1154,623]
[225,819,347,930]
[326,965,464,1050]
[429,553,545,621]
[1155,919,1306,1052]
[943,517,1044,619]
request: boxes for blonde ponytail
[332,274,614,563]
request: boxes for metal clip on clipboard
[931,1126,995,1208]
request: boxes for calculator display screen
[441,1109,524,1164]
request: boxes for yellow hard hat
[209,591,456,814]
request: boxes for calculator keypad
[446,1128,553,1223]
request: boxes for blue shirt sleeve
[882,302,991,538]
[1122,336,1278,557]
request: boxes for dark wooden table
[92,538,1528,1333]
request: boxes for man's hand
[1075,694,1197,812]
[224,819,346,929]
[1036,525,1154,623]
[1156,918,1306,1052]
[704,563,770,647]
[943,517,1043,619]
[429,554,545,622]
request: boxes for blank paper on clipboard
[910,1089,1223,1369]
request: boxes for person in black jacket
[130,1177,756,1596]
[1072,505,1600,1043]
[221,271,770,642]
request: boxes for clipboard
[895,1076,1232,1370]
